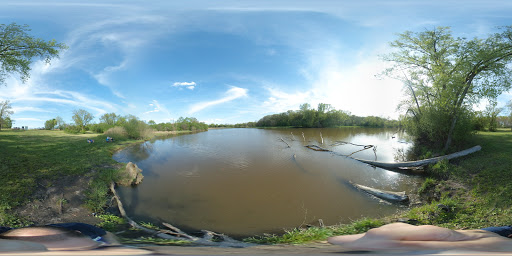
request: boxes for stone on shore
[118,162,144,186]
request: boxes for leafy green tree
[0,100,13,130]
[0,23,67,85]
[384,26,512,151]
[484,100,502,132]
[72,109,94,131]
[3,116,12,128]
[44,118,57,130]
[99,113,118,126]
[55,116,66,129]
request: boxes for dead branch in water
[109,182,251,247]
[305,145,330,151]
[279,137,291,148]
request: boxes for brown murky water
[113,128,422,237]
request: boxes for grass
[0,129,142,226]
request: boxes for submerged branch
[109,182,251,247]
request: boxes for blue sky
[1,0,512,128]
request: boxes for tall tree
[99,112,118,126]
[484,100,503,132]
[55,116,65,129]
[72,109,94,131]
[0,23,67,85]
[0,100,13,130]
[384,26,512,150]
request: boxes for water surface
[113,128,421,237]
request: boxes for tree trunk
[443,115,458,152]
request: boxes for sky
[1,0,512,128]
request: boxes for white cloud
[189,86,248,114]
[173,81,197,90]
[11,106,51,114]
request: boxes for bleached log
[352,145,481,169]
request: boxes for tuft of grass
[120,236,192,246]
[418,177,437,194]
[97,214,126,232]
[244,218,384,244]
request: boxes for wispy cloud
[143,100,171,116]
[172,81,197,90]
[189,86,248,114]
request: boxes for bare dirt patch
[13,173,99,226]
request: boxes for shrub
[122,118,154,140]
[104,126,128,139]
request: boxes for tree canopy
[0,23,67,85]
[72,109,94,131]
[384,26,512,151]
[0,100,13,130]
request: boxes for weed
[97,214,126,231]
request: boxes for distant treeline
[44,111,207,140]
[147,117,209,132]
[210,103,400,129]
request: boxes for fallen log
[352,145,481,170]
[349,182,409,203]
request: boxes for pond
[113,127,422,237]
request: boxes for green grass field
[0,130,142,225]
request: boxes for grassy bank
[245,129,512,244]
[0,129,144,226]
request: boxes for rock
[118,162,144,186]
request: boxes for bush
[123,118,154,140]
[91,123,113,134]
[104,126,128,139]
[64,125,81,134]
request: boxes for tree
[55,116,65,129]
[44,118,57,130]
[72,109,94,131]
[0,23,67,85]
[484,100,502,132]
[0,100,13,130]
[99,113,118,126]
[384,26,512,151]
[3,116,12,128]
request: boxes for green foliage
[384,26,512,151]
[428,159,451,179]
[85,168,120,213]
[120,236,191,246]
[0,100,14,130]
[72,109,94,131]
[97,214,126,231]
[44,118,57,130]
[149,117,209,132]
[255,103,397,128]
[0,23,67,85]
[122,116,154,140]
[418,177,437,194]
[244,218,384,244]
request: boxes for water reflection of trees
[124,142,154,162]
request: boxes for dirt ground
[13,173,100,226]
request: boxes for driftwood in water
[305,145,330,151]
[352,145,481,169]
[349,182,409,203]
[279,137,291,148]
[109,182,250,247]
